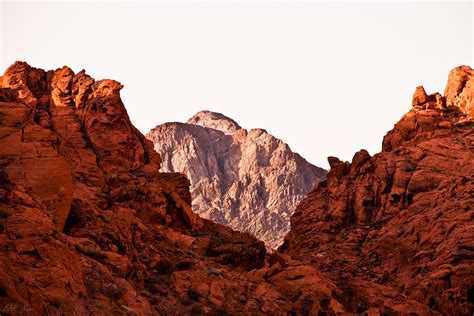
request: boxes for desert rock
[281,66,474,314]
[146,110,326,248]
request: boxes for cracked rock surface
[147,110,326,248]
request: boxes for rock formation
[281,66,474,315]
[146,111,326,248]
[0,61,472,314]
[0,61,344,315]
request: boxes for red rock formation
[1,61,471,314]
[445,65,474,119]
[0,62,344,314]
[281,66,474,314]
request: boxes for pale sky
[1,1,472,169]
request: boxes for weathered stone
[147,111,326,248]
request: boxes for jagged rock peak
[444,65,474,119]
[148,111,327,248]
[187,110,242,134]
[411,65,474,119]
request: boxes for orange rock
[444,65,474,119]
[1,61,471,314]
[0,61,341,315]
[281,67,474,314]
[412,86,429,106]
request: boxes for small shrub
[0,281,7,296]
[85,280,96,295]
[300,296,314,316]
[176,261,193,271]
[190,305,204,315]
[155,260,175,275]
[208,306,231,316]
[187,288,200,301]
[145,275,171,288]
[0,209,9,219]
[103,283,126,300]
[50,297,62,308]
[0,171,11,189]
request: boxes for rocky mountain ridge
[281,65,474,314]
[147,110,326,248]
[0,61,471,314]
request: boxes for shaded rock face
[146,110,326,248]
[281,66,474,315]
[0,62,349,315]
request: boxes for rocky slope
[0,61,350,315]
[0,61,471,315]
[281,66,474,315]
[146,111,326,248]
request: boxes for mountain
[280,65,474,314]
[146,111,326,248]
[0,61,472,314]
[0,61,344,315]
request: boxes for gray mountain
[146,111,326,248]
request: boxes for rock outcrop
[0,61,344,315]
[146,111,326,248]
[281,66,474,315]
[1,61,471,315]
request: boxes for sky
[1,1,472,169]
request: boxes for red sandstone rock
[412,86,429,106]
[1,61,471,314]
[281,70,474,314]
[0,62,341,314]
[444,65,474,119]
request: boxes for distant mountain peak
[148,111,327,248]
[187,110,242,134]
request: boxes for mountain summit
[187,110,242,134]
[147,111,326,248]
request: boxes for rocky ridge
[147,110,326,248]
[0,61,471,314]
[281,66,474,314]
[0,61,345,315]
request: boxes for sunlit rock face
[281,66,474,315]
[147,110,327,248]
[0,61,472,315]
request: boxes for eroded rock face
[0,62,345,315]
[445,65,474,119]
[1,61,471,315]
[146,110,326,248]
[281,66,474,314]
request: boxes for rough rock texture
[146,111,326,248]
[445,65,474,119]
[0,61,347,315]
[1,61,471,315]
[281,66,474,314]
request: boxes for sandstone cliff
[146,111,326,248]
[0,61,471,315]
[0,61,347,315]
[281,66,474,315]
